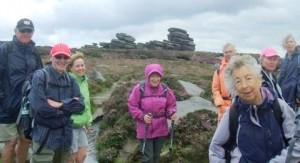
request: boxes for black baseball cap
[16,18,34,31]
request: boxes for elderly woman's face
[284,37,297,54]
[223,46,235,62]
[233,65,262,104]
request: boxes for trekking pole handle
[143,113,153,124]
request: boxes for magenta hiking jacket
[127,64,177,139]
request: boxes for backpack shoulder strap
[272,99,289,146]
[228,104,238,148]
[139,81,168,98]
[214,63,221,75]
[161,82,168,97]
[139,81,145,98]
[222,104,238,162]
[273,99,283,125]
[5,41,13,56]
[65,72,71,85]
[41,69,49,90]
[216,68,221,75]
[34,48,43,69]
[4,41,13,67]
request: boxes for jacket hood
[144,64,164,80]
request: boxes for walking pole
[169,120,175,160]
[142,123,149,156]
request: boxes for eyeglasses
[54,55,70,60]
[19,29,34,33]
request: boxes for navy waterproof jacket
[29,65,85,150]
[0,36,43,123]
[278,46,300,109]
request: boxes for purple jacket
[127,64,176,139]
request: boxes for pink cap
[50,43,71,57]
[261,48,278,57]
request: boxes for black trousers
[140,137,164,163]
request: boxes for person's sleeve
[60,78,85,115]
[86,96,93,127]
[209,109,231,162]
[0,44,7,101]
[127,84,144,122]
[165,87,176,117]
[270,99,300,162]
[212,70,224,107]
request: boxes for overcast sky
[1,0,299,56]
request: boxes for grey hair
[224,55,261,94]
[223,43,236,53]
[282,34,296,48]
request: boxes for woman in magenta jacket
[128,63,177,163]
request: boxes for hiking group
[1,17,300,163]
[210,39,300,162]
[0,18,92,162]
[0,18,177,163]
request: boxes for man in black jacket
[0,18,43,163]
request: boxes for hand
[170,113,177,121]
[296,98,300,105]
[47,99,63,109]
[143,114,152,124]
[85,126,92,134]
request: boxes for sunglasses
[54,55,70,60]
[19,29,34,33]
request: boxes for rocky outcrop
[100,33,137,49]
[167,27,196,51]
[99,27,196,51]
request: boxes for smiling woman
[67,52,92,163]
[127,63,177,163]
[209,55,299,163]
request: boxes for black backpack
[137,81,168,117]
[222,99,288,163]
[139,81,168,98]
[16,69,48,139]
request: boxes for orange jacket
[212,58,232,108]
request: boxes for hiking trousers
[140,137,164,163]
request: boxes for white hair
[224,55,261,94]
[223,43,236,53]
[282,34,296,48]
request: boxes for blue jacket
[235,91,283,162]
[209,87,297,163]
[29,65,85,150]
[0,36,42,123]
[278,46,300,108]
